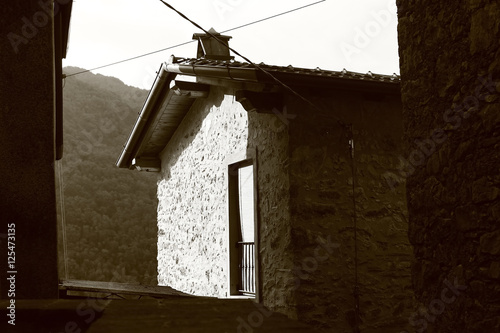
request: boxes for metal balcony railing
[238,241,255,295]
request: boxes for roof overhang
[116,63,209,171]
[165,56,401,94]
[117,56,401,171]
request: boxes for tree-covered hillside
[57,67,158,285]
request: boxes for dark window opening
[228,158,257,297]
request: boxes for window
[227,149,259,299]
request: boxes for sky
[63,0,400,90]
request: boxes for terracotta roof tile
[171,57,400,83]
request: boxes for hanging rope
[348,125,361,332]
[57,160,69,281]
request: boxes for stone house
[117,31,414,332]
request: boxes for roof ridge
[170,57,400,83]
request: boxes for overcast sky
[63,0,399,89]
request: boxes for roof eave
[165,61,259,82]
[259,71,401,94]
[116,63,176,169]
[117,58,401,170]
[164,59,400,94]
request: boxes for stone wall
[157,86,294,317]
[157,87,247,297]
[397,0,500,331]
[287,89,414,332]
[156,82,414,330]
[247,107,295,318]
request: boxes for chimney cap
[192,27,231,40]
[192,28,234,61]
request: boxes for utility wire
[349,126,361,333]
[65,0,325,78]
[159,0,346,128]
[221,0,325,34]
[65,40,195,78]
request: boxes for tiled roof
[170,57,400,84]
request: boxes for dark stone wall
[0,2,59,298]
[247,109,296,318]
[397,0,500,331]
[286,88,414,332]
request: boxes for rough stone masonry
[397,0,500,331]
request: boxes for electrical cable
[220,0,325,34]
[158,0,346,128]
[65,39,195,78]
[349,126,361,333]
[64,0,326,78]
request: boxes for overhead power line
[221,0,326,34]
[65,0,326,78]
[158,0,346,127]
[65,40,195,77]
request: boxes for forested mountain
[57,67,158,285]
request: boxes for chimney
[192,28,234,61]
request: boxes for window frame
[226,148,260,301]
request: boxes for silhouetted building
[0,0,73,299]
[397,0,500,331]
